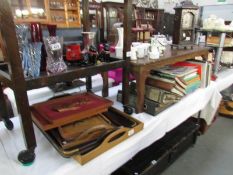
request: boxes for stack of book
[146,63,202,105]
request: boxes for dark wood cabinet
[133,7,164,34]
[132,7,164,42]
[101,2,124,44]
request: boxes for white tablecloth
[0,69,232,175]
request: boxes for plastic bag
[43,36,67,74]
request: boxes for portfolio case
[112,119,199,175]
[31,92,113,131]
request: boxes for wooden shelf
[0,58,124,91]
[182,28,194,31]
[49,7,65,10]
[67,7,78,11]
[11,0,81,28]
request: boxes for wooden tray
[38,107,144,165]
[31,92,113,131]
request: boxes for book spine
[149,75,175,83]
[151,71,176,79]
[175,77,187,89]
[185,81,201,94]
[185,76,201,85]
[183,74,198,81]
[146,77,175,91]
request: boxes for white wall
[193,0,233,6]
[159,0,233,14]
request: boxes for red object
[30,22,43,42]
[31,93,113,125]
[66,44,82,61]
[47,24,57,36]
[108,68,134,86]
[99,43,104,52]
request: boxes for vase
[81,32,97,65]
[44,36,67,74]
[47,24,57,37]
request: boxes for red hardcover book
[31,93,113,126]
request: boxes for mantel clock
[173,0,198,45]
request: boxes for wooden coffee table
[128,45,209,113]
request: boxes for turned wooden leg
[86,76,92,92]
[13,86,36,165]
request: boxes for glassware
[81,32,96,64]
[47,24,57,37]
[25,42,42,78]
[44,36,67,74]
[16,24,43,78]
[30,22,43,42]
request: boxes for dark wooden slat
[26,60,124,90]
[0,0,36,150]
[122,0,133,105]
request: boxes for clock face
[182,12,194,29]
[181,30,192,42]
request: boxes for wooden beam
[122,0,132,105]
[82,0,90,32]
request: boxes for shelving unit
[195,28,233,74]
[0,0,125,164]
[101,2,124,44]
[11,0,81,28]
[11,0,48,23]
[79,1,102,28]
[133,7,164,35]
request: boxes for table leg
[214,32,226,74]
[13,86,36,165]
[134,70,149,113]
[101,72,108,97]
[86,76,92,92]
[0,83,13,130]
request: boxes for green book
[145,85,182,104]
